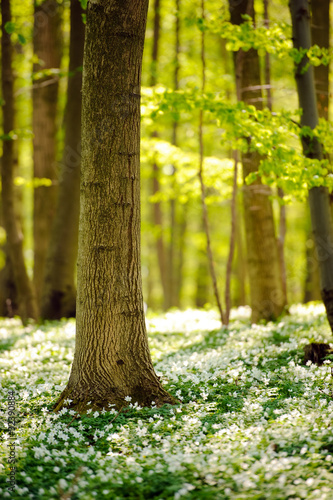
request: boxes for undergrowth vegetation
[1,304,333,499]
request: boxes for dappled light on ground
[0,304,332,499]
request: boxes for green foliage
[142,86,333,202]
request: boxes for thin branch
[225,151,238,325]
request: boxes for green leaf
[80,0,87,8]
[4,21,16,34]
[18,34,26,45]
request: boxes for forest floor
[0,304,333,499]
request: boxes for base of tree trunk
[303,342,332,366]
[321,288,333,333]
[41,287,76,320]
[54,381,178,413]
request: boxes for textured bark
[33,0,61,307]
[41,0,85,320]
[1,0,38,322]
[303,0,330,301]
[289,0,333,334]
[229,0,285,323]
[55,0,176,412]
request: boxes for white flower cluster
[0,305,332,499]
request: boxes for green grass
[0,304,333,499]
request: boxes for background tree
[41,0,85,320]
[228,0,286,322]
[289,0,333,332]
[32,0,62,308]
[1,0,37,322]
[55,0,176,412]
[303,0,330,302]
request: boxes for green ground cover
[0,304,333,499]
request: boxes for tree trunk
[311,0,329,122]
[1,0,38,322]
[168,0,181,308]
[33,0,61,308]
[233,201,247,306]
[41,0,85,320]
[229,0,285,323]
[55,0,176,412]
[303,210,321,302]
[303,0,330,302]
[195,245,210,308]
[149,0,171,310]
[289,0,333,332]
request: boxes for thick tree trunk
[1,0,38,322]
[303,0,330,302]
[33,0,61,308]
[229,0,285,323]
[289,0,333,332]
[55,0,176,412]
[41,0,85,320]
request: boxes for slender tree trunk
[168,0,181,308]
[1,0,38,322]
[55,0,176,412]
[289,0,333,332]
[311,0,329,122]
[229,0,285,323]
[0,246,19,317]
[174,202,187,308]
[303,0,330,302]
[304,207,321,302]
[195,236,210,308]
[234,209,247,306]
[225,152,238,324]
[264,0,288,305]
[41,0,85,320]
[150,0,169,309]
[33,0,61,308]
[199,0,225,326]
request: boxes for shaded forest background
[0,0,332,321]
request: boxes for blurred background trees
[0,0,332,323]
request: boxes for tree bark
[41,0,85,320]
[289,0,333,332]
[229,0,285,323]
[1,0,38,322]
[303,0,330,302]
[33,0,61,308]
[55,0,176,412]
[149,0,169,309]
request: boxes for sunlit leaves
[141,86,333,202]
